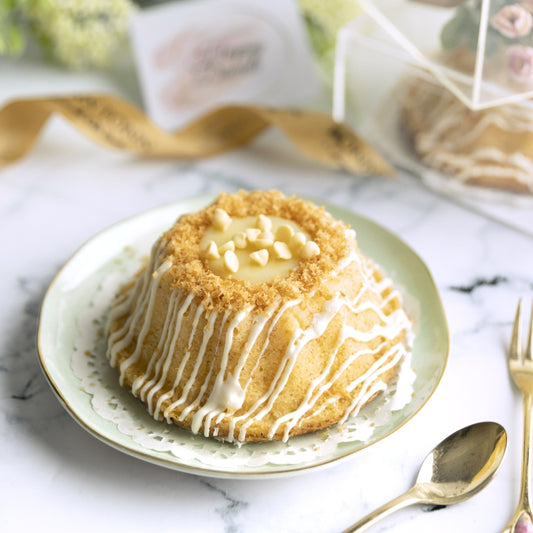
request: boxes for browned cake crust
[107,190,411,443]
[160,189,354,310]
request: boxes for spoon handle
[342,487,422,533]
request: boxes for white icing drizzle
[152,299,206,420]
[106,238,411,444]
[190,308,249,437]
[131,289,181,398]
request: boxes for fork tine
[526,301,533,361]
[511,299,523,362]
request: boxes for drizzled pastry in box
[400,74,533,195]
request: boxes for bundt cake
[106,190,411,443]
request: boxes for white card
[130,0,320,131]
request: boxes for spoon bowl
[342,421,507,532]
[414,421,507,504]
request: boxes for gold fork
[502,300,533,533]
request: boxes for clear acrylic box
[332,0,533,226]
[335,0,533,114]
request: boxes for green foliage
[440,5,478,52]
[440,0,533,57]
[0,0,136,68]
[0,0,23,55]
[304,13,333,57]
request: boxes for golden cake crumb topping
[160,190,356,311]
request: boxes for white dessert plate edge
[37,195,449,479]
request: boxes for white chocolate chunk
[224,250,239,273]
[218,240,235,254]
[213,208,232,232]
[273,241,292,260]
[290,232,307,251]
[256,214,272,231]
[254,237,274,249]
[233,232,247,249]
[205,240,220,259]
[300,240,320,259]
[250,249,269,266]
[275,224,294,242]
[245,228,261,242]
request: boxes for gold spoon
[342,421,507,533]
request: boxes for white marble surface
[2,56,533,533]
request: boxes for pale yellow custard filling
[200,209,320,283]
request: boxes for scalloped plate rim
[37,195,449,479]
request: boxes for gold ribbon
[0,94,392,175]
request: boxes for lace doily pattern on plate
[71,251,415,470]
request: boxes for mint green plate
[37,196,448,479]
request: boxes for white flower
[507,44,533,86]
[491,4,533,38]
[521,0,533,14]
